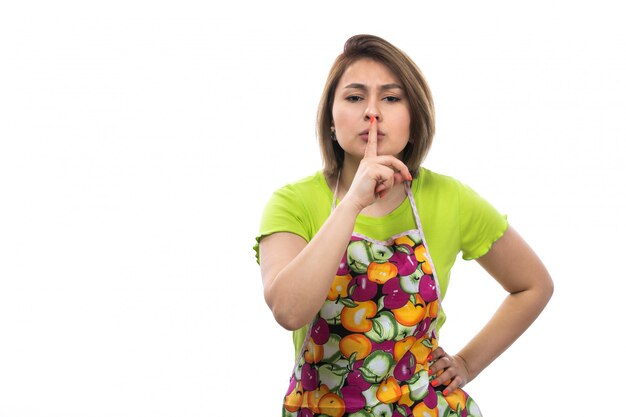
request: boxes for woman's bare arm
[259,200,361,330]
[429,226,554,393]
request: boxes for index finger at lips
[364,117,378,158]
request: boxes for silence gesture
[342,117,412,211]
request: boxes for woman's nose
[364,111,380,122]
[364,96,381,121]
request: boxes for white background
[1,1,624,416]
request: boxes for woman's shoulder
[415,167,466,196]
[271,170,330,197]
[264,171,332,214]
[416,167,500,207]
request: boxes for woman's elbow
[272,308,308,331]
[528,271,554,309]
[264,288,310,331]
[542,273,554,304]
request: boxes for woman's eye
[346,95,363,102]
[383,96,401,102]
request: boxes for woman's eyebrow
[343,83,403,91]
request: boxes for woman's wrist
[336,195,364,217]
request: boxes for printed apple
[285,374,297,395]
[382,277,410,309]
[327,274,352,300]
[340,384,366,413]
[391,295,426,327]
[395,321,418,341]
[311,317,330,345]
[444,389,468,412]
[393,336,417,361]
[348,274,378,301]
[436,391,451,417]
[318,392,346,417]
[300,362,319,391]
[408,370,429,401]
[393,351,416,382]
[423,384,438,409]
[370,242,394,262]
[365,311,398,343]
[409,337,433,365]
[320,300,344,324]
[302,384,330,414]
[346,359,371,391]
[413,317,433,340]
[323,333,342,362]
[339,334,372,361]
[376,376,402,404]
[318,362,348,392]
[361,384,380,408]
[389,244,418,275]
[304,338,324,364]
[371,402,394,417]
[407,232,422,246]
[347,240,373,273]
[367,261,398,284]
[398,384,414,408]
[418,274,438,303]
[394,235,414,247]
[399,269,424,294]
[284,379,304,412]
[360,350,394,384]
[340,300,377,333]
[426,300,439,319]
[410,400,438,417]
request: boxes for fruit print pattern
[282,227,483,417]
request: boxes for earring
[330,126,337,141]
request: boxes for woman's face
[332,58,411,163]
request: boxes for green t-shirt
[254,168,508,356]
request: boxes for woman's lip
[358,129,385,136]
[359,132,385,142]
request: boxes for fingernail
[370,118,375,125]
[428,369,433,376]
[443,389,449,396]
[430,380,438,386]
[427,354,432,361]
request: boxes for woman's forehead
[339,58,401,87]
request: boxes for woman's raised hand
[342,118,412,211]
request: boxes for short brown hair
[317,34,435,178]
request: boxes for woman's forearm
[262,199,362,330]
[456,281,553,381]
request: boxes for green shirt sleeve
[253,183,311,264]
[457,181,508,260]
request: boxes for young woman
[254,34,553,417]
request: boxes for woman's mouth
[358,130,385,141]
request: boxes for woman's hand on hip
[428,346,472,395]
